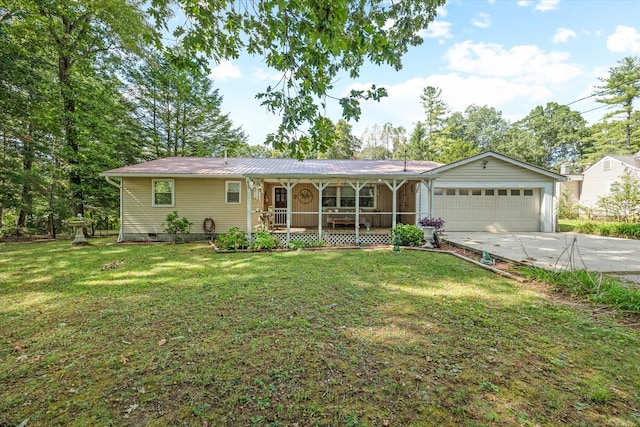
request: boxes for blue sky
[203,0,640,146]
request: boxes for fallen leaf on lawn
[157,339,167,346]
[120,356,130,364]
[123,403,139,418]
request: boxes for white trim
[225,180,242,204]
[152,179,175,207]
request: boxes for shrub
[558,188,580,220]
[250,231,279,251]
[288,239,307,250]
[418,217,445,233]
[163,211,193,243]
[391,224,424,246]
[217,227,248,251]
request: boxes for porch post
[277,179,298,246]
[312,180,330,242]
[350,180,368,244]
[384,179,406,230]
[245,177,253,243]
[392,180,397,229]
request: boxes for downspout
[104,176,123,242]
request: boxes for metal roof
[101,157,443,178]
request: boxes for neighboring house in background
[559,151,640,215]
[101,151,565,243]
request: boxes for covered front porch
[244,173,438,246]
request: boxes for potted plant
[418,217,445,246]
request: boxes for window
[322,186,376,208]
[472,189,482,196]
[523,189,534,196]
[322,187,337,207]
[446,189,456,196]
[603,160,611,171]
[511,189,520,196]
[459,189,469,196]
[498,189,507,196]
[359,186,375,208]
[340,186,356,207]
[152,179,174,207]
[610,182,620,192]
[434,188,443,196]
[226,181,241,204]
[485,189,494,196]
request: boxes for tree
[32,0,153,216]
[512,102,588,169]
[127,52,247,158]
[149,0,446,158]
[456,105,508,152]
[420,86,450,151]
[405,122,430,160]
[595,56,640,150]
[357,123,405,160]
[317,119,361,160]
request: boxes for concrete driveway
[443,232,640,277]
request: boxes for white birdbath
[68,217,92,245]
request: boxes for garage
[433,187,541,232]
[424,152,563,233]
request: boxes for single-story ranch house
[101,151,565,244]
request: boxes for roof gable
[587,154,640,174]
[429,151,565,180]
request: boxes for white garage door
[433,188,541,232]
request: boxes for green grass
[558,219,640,239]
[1,239,639,426]
[521,267,640,313]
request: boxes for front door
[274,187,287,225]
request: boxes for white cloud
[472,13,491,29]
[607,25,640,53]
[444,40,582,84]
[517,0,559,11]
[535,0,560,11]
[344,73,552,137]
[418,20,453,39]
[209,61,242,81]
[553,27,576,44]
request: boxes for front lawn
[1,239,639,426]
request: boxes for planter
[421,226,435,248]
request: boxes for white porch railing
[273,208,287,225]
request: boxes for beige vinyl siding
[122,177,259,234]
[437,158,552,183]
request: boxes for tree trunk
[59,51,84,217]
[16,124,35,235]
